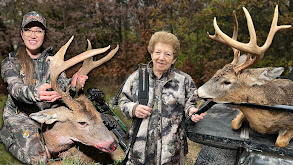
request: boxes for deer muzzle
[94,140,118,152]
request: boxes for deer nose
[109,141,118,151]
[96,140,118,152]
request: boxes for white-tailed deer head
[198,5,293,148]
[198,5,291,103]
[30,37,120,159]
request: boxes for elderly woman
[119,31,206,165]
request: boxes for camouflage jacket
[1,47,72,120]
[119,62,198,164]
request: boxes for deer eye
[224,81,231,85]
[78,122,88,127]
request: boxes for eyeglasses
[22,28,45,38]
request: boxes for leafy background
[0,0,292,164]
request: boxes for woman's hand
[189,107,207,122]
[71,68,88,87]
[135,105,152,118]
[39,83,61,102]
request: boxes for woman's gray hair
[148,31,180,59]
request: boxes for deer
[197,5,293,148]
[29,36,124,163]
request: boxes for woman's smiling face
[21,26,45,57]
[151,42,176,77]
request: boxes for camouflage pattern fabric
[0,47,73,164]
[22,11,46,29]
[0,113,47,164]
[119,62,198,164]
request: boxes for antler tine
[76,40,119,91]
[212,8,258,55]
[47,37,111,110]
[262,5,292,50]
[75,39,92,91]
[208,11,240,65]
[78,40,94,76]
[47,36,74,69]
[230,11,240,65]
[212,5,291,72]
[87,39,92,50]
[234,53,254,72]
[79,45,119,76]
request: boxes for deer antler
[209,5,291,72]
[208,10,240,65]
[76,40,119,91]
[47,36,112,111]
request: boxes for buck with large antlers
[198,5,293,147]
[29,37,123,162]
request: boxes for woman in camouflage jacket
[0,11,87,164]
[119,31,206,165]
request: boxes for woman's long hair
[16,45,34,85]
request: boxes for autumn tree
[0,0,292,88]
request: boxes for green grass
[0,94,7,126]
[0,144,23,165]
[48,155,94,165]
[48,155,123,165]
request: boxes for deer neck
[216,85,250,104]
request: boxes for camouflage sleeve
[57,72,78,98]
[1,57,40,104]
[184,75,199,116]
[57,72,75,91]
[119,71,139,119]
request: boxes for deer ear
[245,67,284,86]
[30,113,56,124]
[30,106,73,124]
[258,67,284,80]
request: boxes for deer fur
[198,5,293,148]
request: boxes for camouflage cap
[22,11,46,29]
